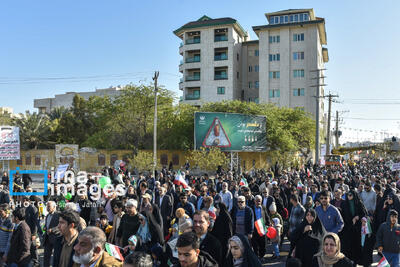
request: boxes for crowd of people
[0,155,399,267]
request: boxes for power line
[342,117,400,121]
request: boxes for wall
[3,148,275,172]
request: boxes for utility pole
[325,93,339,155]
[335,110,339,148]
[310,69,327,164]
[153,71,159,178]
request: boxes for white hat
[126,199,138,208]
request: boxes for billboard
[0,126,20,160]
[194,112,267,152]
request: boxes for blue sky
[1,0,400,142]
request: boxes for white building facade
[174,9,328,119]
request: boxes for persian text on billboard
[0,126,20,160]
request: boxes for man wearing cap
[117,199,140,247]
[140,193,164,246]
[376,210,400,266]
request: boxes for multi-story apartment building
[174,9,328,119]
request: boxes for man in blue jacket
[315,190,344,234]
[231,195,254,240]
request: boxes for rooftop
[173,15,247,38]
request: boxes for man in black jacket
[155,186,173,236]
[23,197,39,267]
[6,208,31,267]
[174,232,218,267]
[193,210,222,266]
[52,210,80,267]
[43,201,61,267]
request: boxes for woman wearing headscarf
[223,234,262,267]
[290,209,326,267]
[211,202,233,258]
[136,213,152,252]
[339,190,367,264]
[312,233,353,267]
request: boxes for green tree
[13,111,53,149]
[187,147,229,171]
[130,151,156,172]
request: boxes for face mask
[73,248,94,265]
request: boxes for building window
[98,154,106,166]
[35,155,41,166]
[237,71,239,79]
[110,154,117,166]
[255,81,259,89]
[269,89,280,98]
[217,87,225,95]
[255,50,259,56]
[248,66,252,72]
[172,154,179,166]
[249,82,252,89]
[293,69,305,78]
[293,33,305,42]
[25,153,31,165]
[269,71,280,79]
[269,35,280,43]
[293,88,305,96]
[254,65,259,72]
[237,53,239,61]
[269,54,280,61]
[160,154,168,166]
[293,52,304,60]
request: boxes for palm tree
[13,111,53,149]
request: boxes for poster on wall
[0,126,20,160]
[194,112,267,152]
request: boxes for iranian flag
[377,256,390,267]
[307,168,311,177]
[174,172,188,189]
[105,243,124,261]
[239,177,248,187]
[255,218,267,236]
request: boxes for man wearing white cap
[116,199,140,247]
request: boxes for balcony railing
[185,56,200,63]
[179,42,183,47]
[185,38,200,45]
[179,78,183,83]
[185,75,200,81]
[215,73,228,80]
[214,54,228,61]
[179,59,183,65]
[185,94,200,100]
[214,35,228,42]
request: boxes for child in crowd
[99,214,113,239]
[271,218,282,260]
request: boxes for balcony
[179,78,184,83]
[185,56,200,63]
[179,42,183,47]
[215,73,228,80]
[214,54,228,61]
[185,38,200,45]
[179,59,183,65]
[185,94,200,100]
[214,35,228,42]
[185,75,200,82]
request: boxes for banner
[391,162,400,171]
[0,126,20,160]
[194,112,267,152]
[55,164,69,179]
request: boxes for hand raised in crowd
[304,225,312,232]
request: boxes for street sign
[194,112,267,152]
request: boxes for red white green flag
[255,218,267,236]
[239,177,248,187]
[377,256,390,267]
[105,243,124,261]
